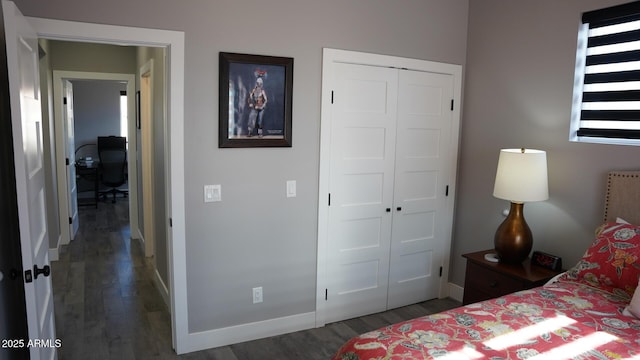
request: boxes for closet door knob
[386,208,391,212]
[396,207,402,211]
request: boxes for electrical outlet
[252,286,263,304]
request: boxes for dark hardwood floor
[52,200,461,359]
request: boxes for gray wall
[451,0,640,286]
[72,80,126,159]
[49,40,136,74]
[13,0,469,333]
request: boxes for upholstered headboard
[604,171,640,225]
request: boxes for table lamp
[490,148,548,264]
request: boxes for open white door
[3,1,57,359]
[63,79,79,239]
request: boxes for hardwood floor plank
[52,200,461,359]
[230,337,293,360]
[275,330,335,360]
[307,323,359,357]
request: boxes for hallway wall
[72,80,126,158]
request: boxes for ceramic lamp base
[494,202,532,264]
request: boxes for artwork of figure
[220,52,292,147]
[247,71,268,137]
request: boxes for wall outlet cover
[252,286,263,304]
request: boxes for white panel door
[324,62,398,324]
[64,79,79,239]
[387,70,453,309]
[3,1,57,359]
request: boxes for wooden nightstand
[462,249,561,305]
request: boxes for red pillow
[563,222,640,298]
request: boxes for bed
[332,171,640,360]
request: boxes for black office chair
[97,136,128,203]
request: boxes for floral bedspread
[332,280,640,359]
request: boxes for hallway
[51,201,171,359]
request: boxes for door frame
[28,17,188,353]
[52,71,138,251]
[316,48,463,327]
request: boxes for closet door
[324,62,398,324]
[387,70,454,308]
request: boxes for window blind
[574,1,640,140]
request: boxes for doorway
[28,17,188,353]
[53,71,137,252]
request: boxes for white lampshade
[493,148,548,203]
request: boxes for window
[120,90,128,140]
[570,1,640,145]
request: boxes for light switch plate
[286,180,296,198]
[204,184,221,202]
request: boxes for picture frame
[219,52,293,148]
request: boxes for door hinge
[169,218,173,227]
[445,185,449,197]
[68,217,72,225]
[63,97,67,105]
[328,193,331,206]
[65,157,70,166]
[331,91,334,104]
[439,266,443,277]
[325,288,328,300]
[450,99,454,111]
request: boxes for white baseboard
[448,282,464,302]
[48,234,63,261]
[153,268,170,310]
[49,247,59,261]
[180,312,316,354]
[136,229,145,252]
[179,284,463,354]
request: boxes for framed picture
[219,52,293,148]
